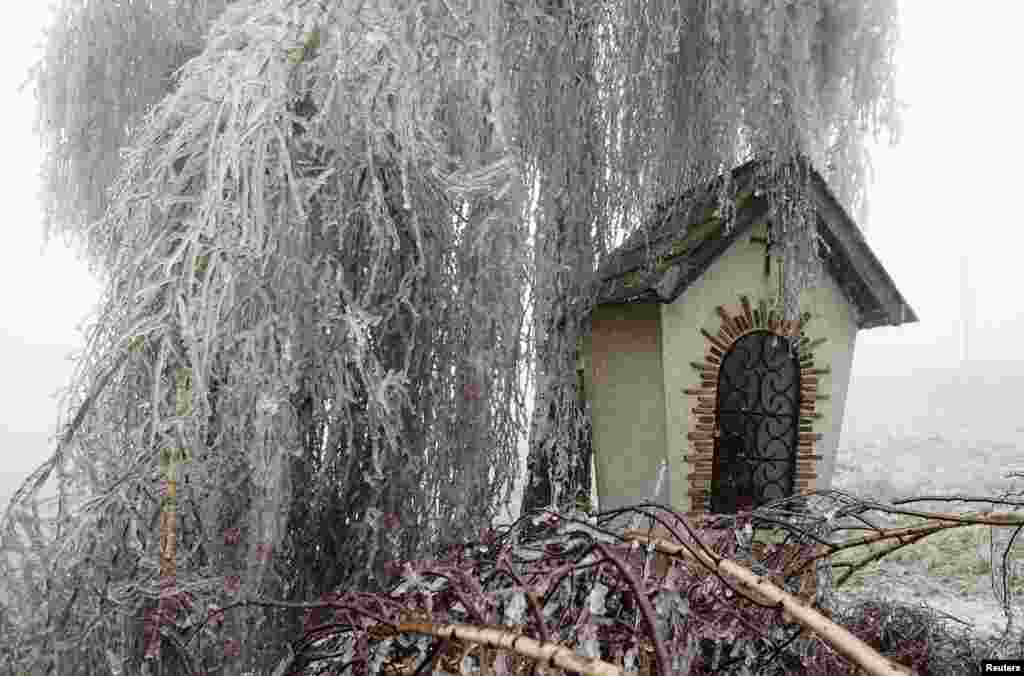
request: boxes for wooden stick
[397,621,626,676]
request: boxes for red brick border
[682,295,828,519]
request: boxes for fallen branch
[892,496,1024,509]
[820,511,1024,586]
[396,620,626,676]
[873,509,1024,526]
[624,530,915,676]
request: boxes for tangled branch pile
[3,495,1013,674]
[245,495,1023,675]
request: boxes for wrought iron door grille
[711,331,799,513]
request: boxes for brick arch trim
[682,295,829,518]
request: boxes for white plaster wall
[660,221,859,511]
[803,270,859,492]
[586,303,669,511]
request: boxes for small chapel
[579,157,917,519]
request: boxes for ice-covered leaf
[255,392,280,417]
[588,582,608,616]
[503,591,527,625]
[623,645,639,673]
[368,638,393,675]
[577,622,600,660]
[460,652,481,673]
[105,649,123,676]
[655,590,687,618]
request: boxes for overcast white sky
[1,3,1022,503]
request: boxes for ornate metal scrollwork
[711,330,799,513]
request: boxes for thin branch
[592,542,669,676]
[892,495,1024,509]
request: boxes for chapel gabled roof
[593,157,917,329]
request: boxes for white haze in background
[845,1,1024,448]
[2,2,1024,516]
[0,4,103,511]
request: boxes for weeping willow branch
[13,1,530,672]
[12,0,904,673]
[34,0,229,245]
[2,350,130,518]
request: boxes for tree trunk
[520,0,597,519]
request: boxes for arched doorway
[711,330,800,513]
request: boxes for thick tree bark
[520,1,597,519]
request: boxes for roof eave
[807,170,918,330]
[590,157,918,331]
